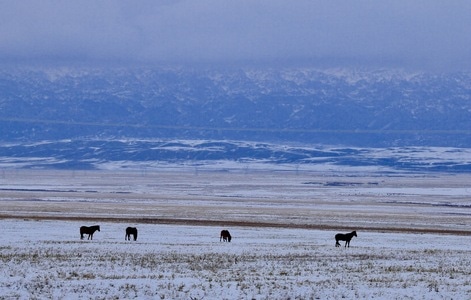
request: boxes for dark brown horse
[125,227,138,241]
[80,225,100,240]
[220,230,231,242]
[335,230,357,247]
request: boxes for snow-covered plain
[1,168,471,299]
[1,220,471,299]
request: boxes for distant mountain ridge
[1,138,470,172]
[1,67,470,147]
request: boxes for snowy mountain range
[1,138,470,172]
[0,67,470,171]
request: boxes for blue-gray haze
[1,1,470,172]
[1,1,470,71]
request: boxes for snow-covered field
[1,220,471,299]
[1,169,471,299]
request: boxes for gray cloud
[1,0,470,71]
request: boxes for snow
[1,139,471,173]
[1,169,471,299]
[1,219,470,299]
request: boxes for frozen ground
[0,168,471,299]
[1,220,470,299]
[1,169,470,233]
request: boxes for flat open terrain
[1,169,470,299]
[1,169,470,234]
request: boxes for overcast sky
[1,0,470,71]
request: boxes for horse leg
[335,240,340,247]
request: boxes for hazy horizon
[1,1,471,72]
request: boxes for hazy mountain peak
[0,67,470,148]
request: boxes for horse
[80,225,100,240]
[335,230,357,247]
[220,230,232,242]
[125,227,138,241]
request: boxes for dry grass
[1,169,470,235]
[1,169,471,298]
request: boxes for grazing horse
[125,227,138,241]
[335,230,357,247]
[80,225,100,240]
[220,230,232,242]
